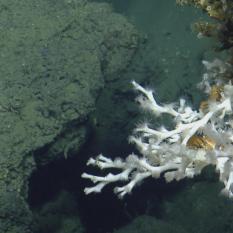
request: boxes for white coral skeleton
[82,59,233,199]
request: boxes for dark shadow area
[28,128,188,233]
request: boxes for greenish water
[92,0,214,158]
[96,0,214,102]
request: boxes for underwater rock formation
[0,0,140,232]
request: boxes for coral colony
[82,59,233,198]
[82,0,233,199]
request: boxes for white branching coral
[82,59,233,199]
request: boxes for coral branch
[82,59,233,198]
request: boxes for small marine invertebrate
[187,135,216,150]
[199,84,223,113]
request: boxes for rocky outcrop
[0,0,140,232]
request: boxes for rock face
[0,0,140,232]
[114,181,233,233]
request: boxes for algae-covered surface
[0,0,140,232]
